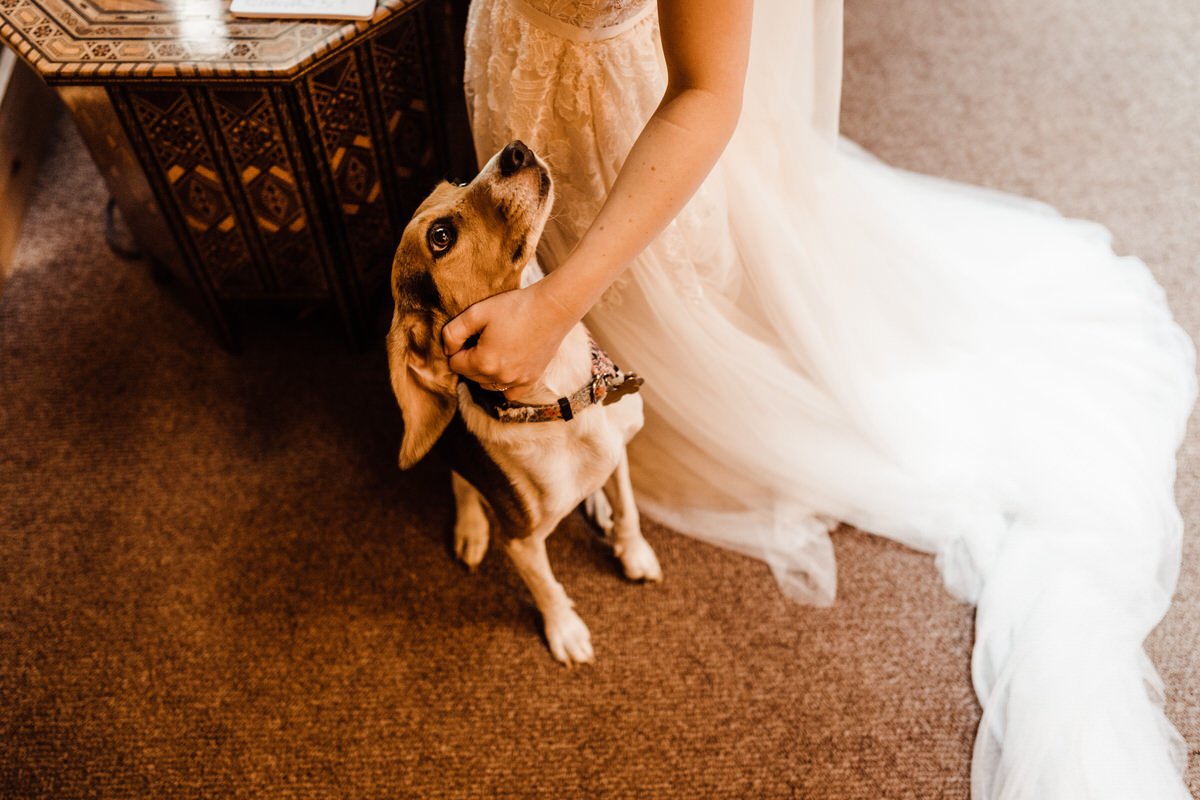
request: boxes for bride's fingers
[447,346,491,383]
[441,303,486,358]
[448,339,535,389]
[446,332,513,385]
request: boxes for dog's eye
[427,222,457,255]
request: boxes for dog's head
[387,140,554,468]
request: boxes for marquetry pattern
[103,4,454,310]
[209,87,327,294]
[0,0,422,83]
[302,50,394,290]
[3,0,470,347]
[122,86,260,294]
[368,15,439,213]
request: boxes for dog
[386,140,662,665]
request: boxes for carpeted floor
[2,0,1197,797]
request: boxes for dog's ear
[386,306,458,469]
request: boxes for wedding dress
[463,1,1197,797]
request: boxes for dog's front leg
[452,471,490,570]
[606,451,663,582]
[504,531,593,665]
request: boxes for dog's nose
[499,140,533,177]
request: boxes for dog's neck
[501,323,593,407]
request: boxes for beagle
[386,141,662,665]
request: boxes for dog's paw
[614,537,663,583]
[454,517,489,571]
[544,607,594,666]
[583,490,615,541]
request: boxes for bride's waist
[504,0,656,42]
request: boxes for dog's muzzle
[499,140,533,177]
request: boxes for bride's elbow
[662,83,744,141]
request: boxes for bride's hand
[441,282,580,394]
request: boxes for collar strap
[466,339,643,424]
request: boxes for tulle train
[464,1,1197,796]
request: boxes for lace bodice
[467,0,698,306]
[517,0,654,31]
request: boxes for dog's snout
[499,140,533,177]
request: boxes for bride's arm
[534,0,753,319]
[443,0,753,390]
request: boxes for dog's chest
[461,394,643,532]
[518,414,623,502]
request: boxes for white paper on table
[229,0,377,21]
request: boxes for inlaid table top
[0,0,416,82]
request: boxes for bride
[440,1,1197,797]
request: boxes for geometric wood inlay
[0,0,419,83]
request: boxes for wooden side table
[0,0,474,349]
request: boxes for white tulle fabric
[464,1,1197,797]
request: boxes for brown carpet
[2,0,1197,797]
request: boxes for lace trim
[506,0,655,42]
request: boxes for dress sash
[506,0,655,43]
